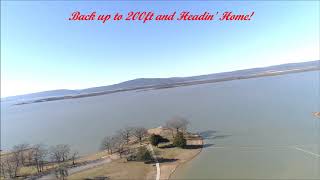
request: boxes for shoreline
[149,131,204,180]
[167,136,204,180]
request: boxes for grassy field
[68,159,155,180]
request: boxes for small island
[0,117,203,180]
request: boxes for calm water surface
[1,71,319,179]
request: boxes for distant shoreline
[12,66,319,106]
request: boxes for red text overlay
[68,11,255,23]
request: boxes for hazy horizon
[1,60,319,98]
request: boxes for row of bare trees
[100,116,189,158]
[100,126,148,158]
[0,143,78,179]
[0,143,47,178]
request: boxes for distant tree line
[100,126,148,158]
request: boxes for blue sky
[1,1,319,97]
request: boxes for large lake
[1,71,319,179]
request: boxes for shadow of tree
[198,130,231,140]
[211,135,231,140]
[157,158,178,163]
[199,130,218,139]
[184,145,203,149]
[144,158,178,164]
[158,143,175,149]
[84,177,109,180]
[202,143,214,148]
[159,143,214,149]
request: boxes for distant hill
[2,89,77,102]
[80,77,186,94]
[2,60,319,105]
[80,60,320,93]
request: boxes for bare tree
[132,127,148,145]
[0,148,23,178]
[0,156,5,178]
[32,144,48,173]
[27,148,34,165]
[12,143,29,166]
[113,134,127,158]
[11,147,23,177]
[1,155,9,178]
[166,116,189,136]
[1,157,16,178]
[50,144,70,163]
[101,136,116,154]
[71,151,79,166]
[117,127,133,144]
[55,164,68,180]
